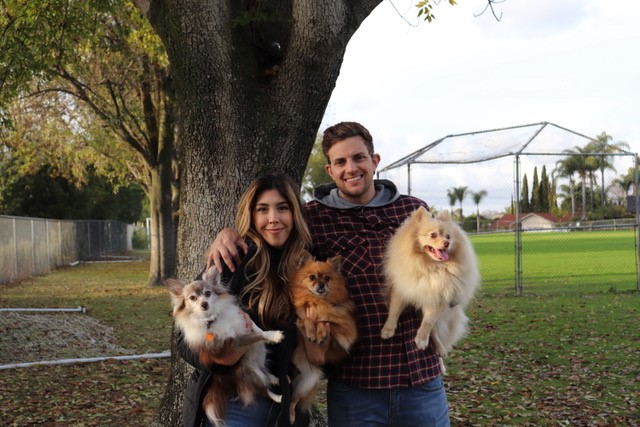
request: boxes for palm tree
[560,147,595,219]
[617,167,637,195]
[471,190,488,232]
[554,156,579,217]
[451,186,468,220]
[558,182,577,217]
[446,189,458,215]
[587,132,630,207]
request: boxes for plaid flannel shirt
[304,194,442,389]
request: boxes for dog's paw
[380,326,396,340]
[434,342,448,357]
[266,373,279,385]
[305,332,318,343]
[415,337,430,350]
[316,323,329,344]
[264,330,284,343]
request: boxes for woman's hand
[207,228,248,273]
[300,305,330,365]
[302,323,331,365]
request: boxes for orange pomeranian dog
[288,251,358,423]
[165,266,284,427]
[381,207,480,366]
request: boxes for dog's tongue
[435,249,449,261]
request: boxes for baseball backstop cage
[377,122,639,295]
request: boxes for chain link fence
[378,122,640,295]
[0,215,134,285]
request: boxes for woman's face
[252,189,293,248]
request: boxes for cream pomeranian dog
[381,207,480,363]
[165,266,284,427]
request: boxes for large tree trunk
[135,0,382,424]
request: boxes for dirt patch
[0,312,133,365]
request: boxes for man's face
[324,136,381,205]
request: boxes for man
[210,122,450,426]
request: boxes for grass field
[0,241,639,426]
[471,229,639,295]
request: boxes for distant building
[493,213,571,231]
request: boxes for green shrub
[132,227,148,250]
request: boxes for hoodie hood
[313,179,401,209]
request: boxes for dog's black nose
[201,301,209,310]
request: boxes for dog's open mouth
[425,245,449,261]
[312,283,328,296]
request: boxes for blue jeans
[327,377,450,427]
[203,394,309,427]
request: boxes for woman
[177,173,319,427]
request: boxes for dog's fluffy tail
[202,378,232,427]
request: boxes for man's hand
[207,228,247,272]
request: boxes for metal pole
[12,218,18,282]
[31,219,36,275]
[407,163,412,196]
[634,154,640,292]
[514,155,523,296]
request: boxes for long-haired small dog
[381,207,480,364]
[288,252,358,423]
[165,266,284,427]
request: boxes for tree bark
[136,0,383,424]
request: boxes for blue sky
[321,0,640,212]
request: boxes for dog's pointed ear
[164,278,184,296]
[202,265,221,284]
[438,210,451,221]
[328,255,343,272]
[296,249,314,268]
[413,206,430,222]
[164,279,186,310]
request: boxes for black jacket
[177,243,306,427]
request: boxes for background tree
[587,132,630,208]
[301,135,332,201]
[0,164,144,222]
[0,0,178,285]
[451,186,468,220]
[446,188,457,214]
[520,174,530,213]
[530,167,540,212]
[471,189,487,233]
[539,165,550,212]
[548,169,558,213]
[617,167,637,196]
[560,148,593,219]
[0,92,146,219]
